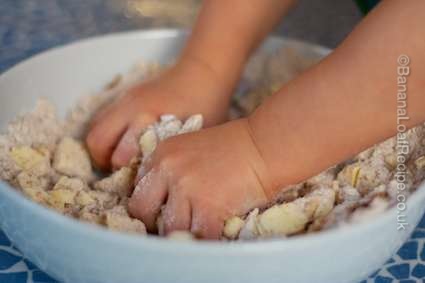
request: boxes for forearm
[179,0,296,95]
[249,0,425,196]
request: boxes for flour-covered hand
[128,119,272,239]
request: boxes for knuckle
[157,153,179,172]
[168,180,186,197]
[172,175,192,194]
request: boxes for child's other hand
[87,58,232,170]
[128,119,271,239]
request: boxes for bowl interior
[0,27,423,259]
[1,29,425,283]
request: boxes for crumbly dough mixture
[1,48,424,240]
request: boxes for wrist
[240,117,279,201]
[171,55,231,102]
[246,107,303,199]
[177,52,240,97]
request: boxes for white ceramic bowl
[0,29,424,283]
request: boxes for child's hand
[128,119,271,239]
[87,58,232,170]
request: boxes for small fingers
[191,206,224,240]
[111,115,157,169]
[128,169,168,232]
[111,126,141,169]
[162,191,191,236]
[86,105,132,170]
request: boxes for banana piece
[230,186,336,239]
[179,114,203,134]
[139,128,158,157]
[223,216,245,240]
[53,137,94,182]
[94,167,135,197]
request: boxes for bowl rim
[0,28,423,255]
[0,29,332,76]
